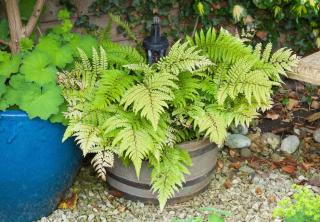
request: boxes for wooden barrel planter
[288,51,320,85]
[107,139,218,204]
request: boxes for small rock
[225,134,251,149]
[313,128,320,143]
[240,165,255,174]
[261,133,281,150]
[240,148,252,158]
[311,100,320,109]
[280,135,300,154]
[178,212,186,219]
[271,153,284,162]
[294,128,300,136]
[252,202,260,211]
[88,214,95,222]
[297,175,307,182]
[231,124,249,135]
[311,186,320,193]
[261,149,271,157]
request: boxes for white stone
[261,133,281,150]
[280,135,300,154]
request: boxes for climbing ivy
[86,0,320,55]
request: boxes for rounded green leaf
[20,83,64,120]
[0,76,7,96]
[0,52,21,77]
[37,35,74,68]
[20,51,57,85]
[70,34,98,56]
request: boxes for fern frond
[254,44,299,81]
[262,43,272,62]
[92,47,99,75]
[103,113,158,177]
[108,13,138,43]
[216,57,275,105]
[99,46,108,71]
[172,72,199,108]
[270,48,299,75]
[189,106,227,145]
[102,40,144,66]
[157,41,213,75]
[191,28,253,64]
[91,151,114,181]
[62,119,78,142]
[77,48,92,71]
[211,103,259,126]
[124,63,155,76]
[121,73,178,129]
[151,147,192,211]
[93,69,136,109]
[73,124,102,156]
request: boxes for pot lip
[179,138,214,151]
[0,109,28,118]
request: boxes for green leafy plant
[273,185,320,222]
[0,10,97,123]
[60,27,298,210]
[84,0,320,55]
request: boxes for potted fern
[0,5,96,222]
[60,27,298,210]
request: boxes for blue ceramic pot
[0,110,82,222]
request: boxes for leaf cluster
[273,185,320,222]
[0,11,97,122]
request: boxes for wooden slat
[288,51,320,85]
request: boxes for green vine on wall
[86,0,320,55]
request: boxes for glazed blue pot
[0,110,82,222]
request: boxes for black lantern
[143,16,169,64]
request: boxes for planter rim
[179,138,210,145]
[0,109,28,118]
[179,138,213,152]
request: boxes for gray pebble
[240,148,252,158]
[280,135,300,154]
[225,134,251,149]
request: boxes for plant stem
[5,0,23,53]
[192,16,199,37]
[0,39,10,47]
[4,0,46,53]
[24,0,46,36]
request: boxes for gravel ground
[37,152,320,222]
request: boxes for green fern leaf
[121,73,178,129]
[151,147,192,210]
[103,113,155,177]
[73,123,102,156]
[189,106,227,145]
[93,69,135,109]
[172,72,199,108]
[157,41,212,75]
[91,151,114,181]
